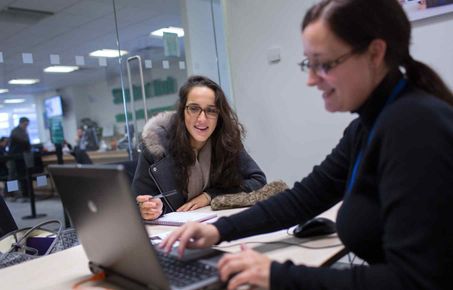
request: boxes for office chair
[71,147,93,165]
[108,159,138,184]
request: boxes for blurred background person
[7,117,31,198]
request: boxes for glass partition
[113,0,187,150]
[0,0,226,221]
[0,0,132,218]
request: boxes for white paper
[145,59,152,69]
[36,175,48,187]
[98,57,107,67]
[162,60,170,69]
[50,54,60,65]
[75,56,85,66]
[22,53,33,64]
[7,180,19,192]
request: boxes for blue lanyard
[345,78,407,195]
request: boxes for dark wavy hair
[168,75,245,195]
[302,0,453,105]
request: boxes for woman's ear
[367,39,387,68]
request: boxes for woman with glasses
[160,0,453,289]
[133,75,266,220]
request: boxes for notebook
[146,212,217,226]
[48,164,223,290]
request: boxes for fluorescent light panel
[150,26,184,37]
[4,98,26,104]
[8,79,40,85]
[0,89,8,94]
[89,49,128,58]
[44,66,79,73]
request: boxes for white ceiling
[0,0,183,96]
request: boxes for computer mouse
[293,217,336,238]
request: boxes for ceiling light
[8,79,40,85]
[89,49,128,58]
[44,66,79,73]
[4,98,26,104]
[0,89,8,94]
[150,26,184,37]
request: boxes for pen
[137,193,175,212]
[137,194,163,205]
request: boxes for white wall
[223,1,453,185]
[411,14,453,89]
[223,0,352,184]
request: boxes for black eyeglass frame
[298,49,358,75]
[185,104,219,119]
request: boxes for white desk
[0,204,344,290]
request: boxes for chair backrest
[108,159,138,184]
[0,195,18,238]
[72,147,93,164]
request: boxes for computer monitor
[44,96,63,118]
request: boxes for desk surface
[0,204,344,290]
[42,150,129,165]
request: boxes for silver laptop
[48,164,222,290]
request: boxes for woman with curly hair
[133,75,266,220]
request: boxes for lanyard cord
[345,78,407,195]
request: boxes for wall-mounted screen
[44,96,63,118]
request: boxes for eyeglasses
[185,104,219,119]
[298,50,356,76]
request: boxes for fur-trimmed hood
[141,111,175,159]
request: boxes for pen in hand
[136,195,164,220]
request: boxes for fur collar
[141,111,175,159]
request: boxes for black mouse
[293,217,336,238]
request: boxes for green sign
[115,105,175,123]
[49,117,64,144]
[163,32,180,57]
[112,77,177,104]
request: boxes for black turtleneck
[213,70,453,289]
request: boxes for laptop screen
[48,164,220,290]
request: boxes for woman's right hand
[136,195,163,220]
[159,222,220,257]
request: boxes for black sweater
[213,71,453,289]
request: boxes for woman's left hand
[218,244,271,290]
[177,192,210,211]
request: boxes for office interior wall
[35,65,187,147]
[223,0,353,184]
[223,0,453,185]
[411,14,453,90]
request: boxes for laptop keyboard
[155,250,218,288]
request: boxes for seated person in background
[0,137,8,155]
[160,1,453,289]
[0,137,9,192]
[132,75,266,220]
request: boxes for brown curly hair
[168,75,245,195]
